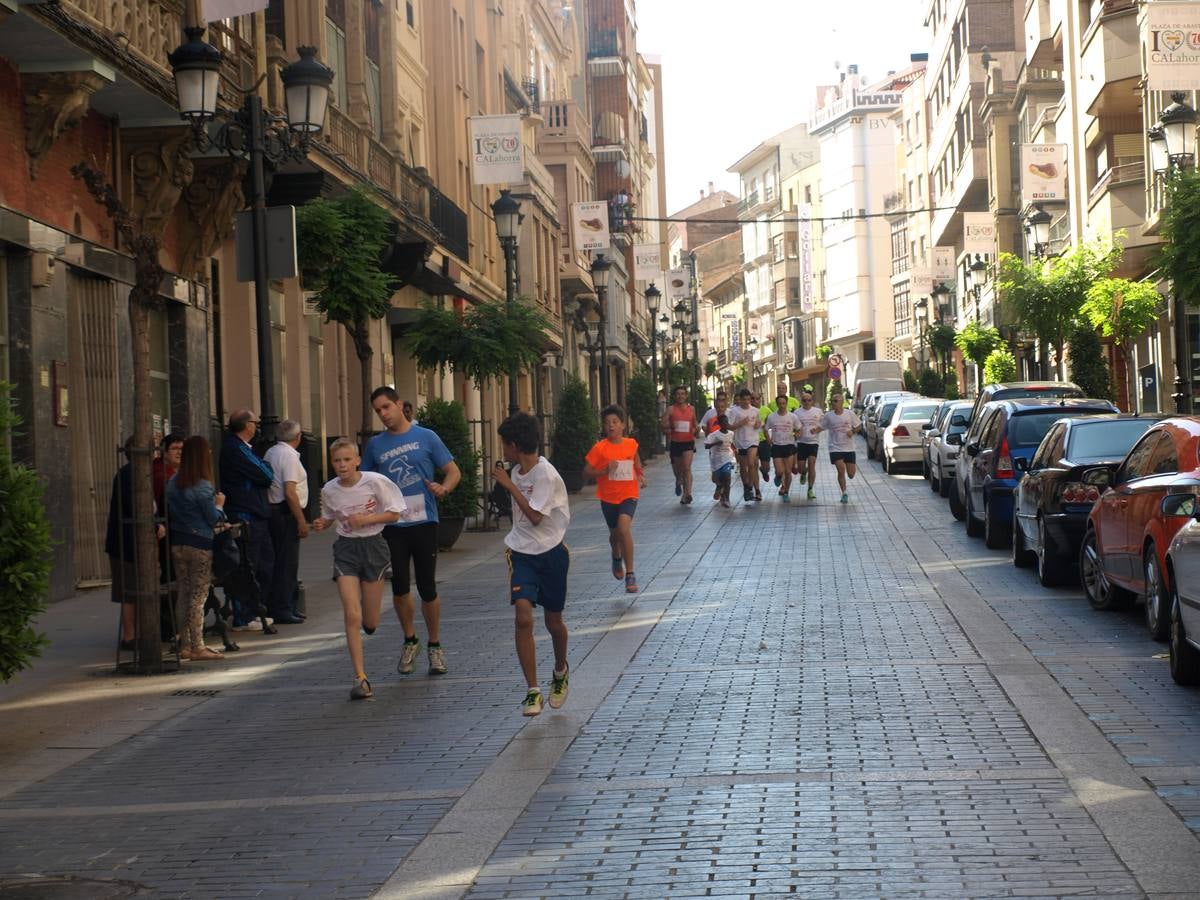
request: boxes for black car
[1011,414,1164,586]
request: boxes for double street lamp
[1024,204,1052,258]
[964,254,990,392]
[169,26,334,442]
[591,254,612,405]
[492,189,522,414]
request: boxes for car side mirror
[1014,457,1029,472]
[946,433,963,446]
[1081,466,1113,489]
[921,423,933,431]
[1161,493,1198,518]
[966,443,980,457]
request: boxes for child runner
[793,390,823,501]
[765,394,799,501]
[699,390,729,434]
[491,413,572,717]
[584,404,646,593]
[662,386,698,505]
[729,389,761,502]
[814,391,862,504]
[705,413,736,508]
[311,438,406,701]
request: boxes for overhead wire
[624,204,969,226]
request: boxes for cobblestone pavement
[2,440,1200,899]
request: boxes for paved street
[3,440,1200,899]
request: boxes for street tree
[1067,324,1114,401]
[295,187,398,437]
[984,347,1017,385]
[925,324,956,378]
[954,321,1003,391]
[1081,278,1163,411]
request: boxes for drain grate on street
[170,689,220,697]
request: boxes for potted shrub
[626,373,658,454]
[551,376,595,493]
[415,398,480,550]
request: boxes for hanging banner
[1146,2,1200,91]
[203,0,268,18]
[633,245,662,281]
[1022,144,1068,205]
[963,213,997,257]
[571,201,610,251]
[910,265,934,295]
[469,115,524,185]
[798,204,815,313]
[667,267,690,301]
[932,246,957,283]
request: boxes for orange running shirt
[666,404,697,442]
[585,437,641,504]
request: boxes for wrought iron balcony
[429,186,469,264]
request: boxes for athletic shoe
[398,638,422,674]
[522,688,544,716]
[781,492,790,503]
[683,494,693,505]
[754,491,763,501]
[625,573,638,593]
[428,645,448,675]
[720,498,731,508]
[350,678,372,701]
[231,620,263,632]
[675,479,682,496]
[774,474,782,487]
[713,486,721,500]
[611,556,625,580]
[807,489,816,501]
[840,493,849,504]
[549,667,569,709]
[743,488,754,502]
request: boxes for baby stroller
[205,523,276,650]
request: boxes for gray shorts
[332,534,393,582]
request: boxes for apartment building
[775,145,826,391]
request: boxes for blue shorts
[601,498,638,529]
[711,462,734,481]
[507,543,569,612]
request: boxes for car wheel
[930,469,940,493]
[1169,584,1200,686]
[922,456,930,480]
[1144,548,1170,642]
[1012,513,1034,568]
[1080,528,1133,610]
[965,493,984,538]
[984,500,1009,549]
[1036,518,1063,587]
[949,479,966,521]
[883,451,893,475]
[939,473,951,498]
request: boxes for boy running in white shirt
[765,395,799,501]
[813,392,862,504]
[311,438,407,701]
[492,413,572,717]
[729,389,761,502]
[793,391,823,500]
[705,414,736,508]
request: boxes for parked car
[959,398,1118,549]
[1080,417,1200,641]
[1012,415,1163,586]
[1165,501,1200,684]
[928,402,972,497]
[950,381,1084,523]
[865,392,917,460]
[882,399,942,474]
[853,377,904,414]
[921,401,954,481]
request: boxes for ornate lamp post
[492,189,522,414]
[966,253,988,324]
[169,26,333,442]
[591,254,612,405]
[1024,204,1052,258]
[914,297,929,368]
[645,282,662,399]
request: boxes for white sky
[637,0,931,214]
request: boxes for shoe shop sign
[1022,144,1067,205]
[1146,2,1200,91]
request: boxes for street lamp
[914,297,929,367]
[746,336,759,392]
[672,300,689,376]
[646,283,662,400]
[492,189,522,414]
[1160,92,1198,169]
[591,253,612,405]
[169,26,333,442]
[966,254,988,323]
[1148,124,1170,179]
[1025,204,1052,258]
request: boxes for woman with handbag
[166,436,228,661]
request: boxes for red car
[1080,417,1200,640]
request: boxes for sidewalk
[3,445,1200,899]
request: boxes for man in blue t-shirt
[362,387,462,676]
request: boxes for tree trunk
[352,320,374,440]
[1123,346,1137,413]
[130,293,162,669]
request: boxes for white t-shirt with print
[821,410,861,453]
[766,411,798,446]
[793,406,823,446]
[729,405,761,450]
[505,457,571,556]
[319,471,406,538]
[705,429,736,471]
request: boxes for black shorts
[383,522,439,602]
[758,440,771,459]
[795,443,819,461]
[600,498,638,529]
[736,446,756,457]
[830,451,857,465]
[669,441,695,459]
[508,543,569,612]
[771,445,796,459]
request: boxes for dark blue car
[962,398,1118,549]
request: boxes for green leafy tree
[414,399,480,519]
[1158,167,1200,309]
[926,324,957,377]
[995,241,1122,380]
[295,187,398,435]
[903,370,919,392]
[984,347,1018,385]
[918,368,943,397]
[815,344,834,360]
[943,374,961,400]
[955,321,1004,391]
[824,379,846,408]
[1082,278,1163,410]
[0,383,51,681]
[551,376,595,485]
[626,373,658,448]
[1067,324,1114,401]
[704,360,718,379]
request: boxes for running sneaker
[398,638,422,674]
[611,556,625,580]
[807,488,816,501]
[743,487,754,502]
[549,667,569,709]
[428,645,448,675]
[840,493,849,504]
[231,620,263,632]
[720,498,731,508]
[683,494,693,505]
[713,485,721,500]
[754,491,763,501]
[522,688,544,716]
[781,492,790,503]
[675,478,682,496]
[774,474,782,487]
[350,678,373,701]
[625,573,638,593]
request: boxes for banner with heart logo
[1146,3,1200,91]
[469,115,525,185]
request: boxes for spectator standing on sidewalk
[363,387,461,676]
[264,420,308,624]
[219,410,275,631]
[105,436,138,650]
[166,436,227,661]
[152,434,184,513]
[492,412,572,717]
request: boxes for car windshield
[994,386,1083,401]
[1010,410,1106,448]
[879,403,899,425]
[898,404,938,422]
[1066,419,1155,459]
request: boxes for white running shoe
[398,638,422,674]
[549,666,569,709]
[428,645,448,675]
[522,688,544,716]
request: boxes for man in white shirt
[814,392,863,504]
[792,391,824,501]
[728,389,761,502]
[765,395,799,501]
[265,419,309,623]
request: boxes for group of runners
[663,384,863,507]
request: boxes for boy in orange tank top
[583,405,646,593]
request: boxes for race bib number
[398,491,428,523]
[673,420,692,433]
[610,459,635,481]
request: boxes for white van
[853,377,905,413]
[848,360,902,392]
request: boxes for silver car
[1166,498,1200,686]
[928,402,972,498]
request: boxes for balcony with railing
[429,187,469,264]
[1088,159,1151,255]
[1079,0,1139,116]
